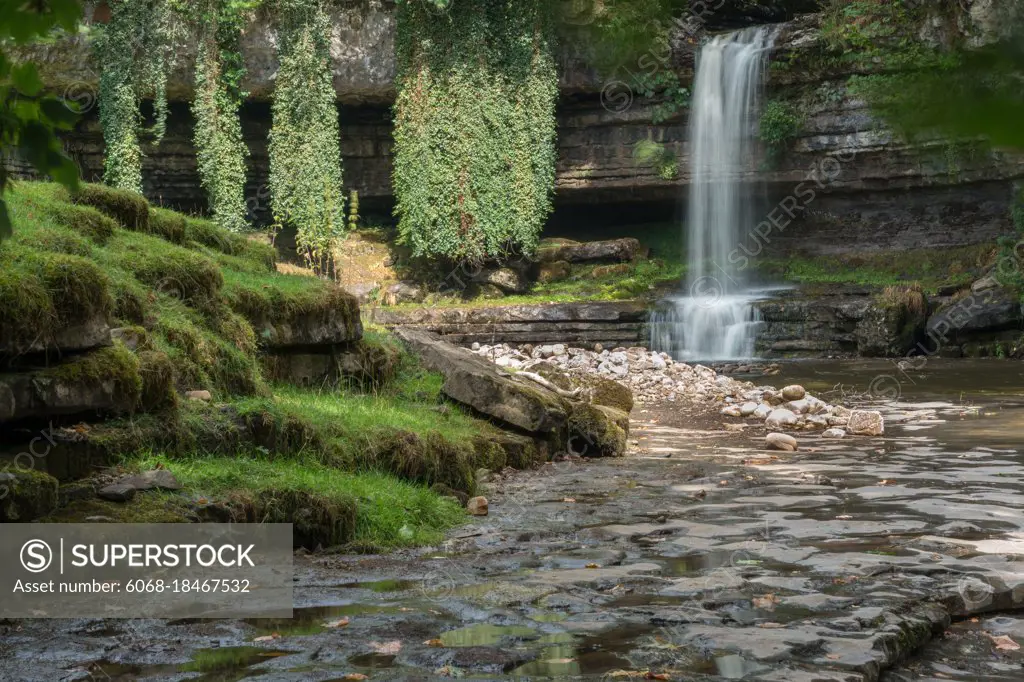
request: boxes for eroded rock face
[252,301,363,349]
[369,301,648,347]
[0,315,112,358]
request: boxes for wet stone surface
[3,360,1024,681]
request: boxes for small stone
[739,402,758,417]
[766,432,798,452]
[781,385,806,401]
[471,342,481,351]
[593,343,603,353]
[126,469,182,491]
[98,482,136,502]
[186,390,212,402]
[822,428,846,439]
[784,399,810,414]
[848,410,885,436]
[85,515,115,522]
[467,496,488,516]
[765,408,799,430]
[720,405,742,417]
[752,404,772,419]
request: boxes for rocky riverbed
[4,360,1023,681]
[470,343,888,443]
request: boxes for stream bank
[4,359,1023,681]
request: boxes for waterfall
[651,27,775,361]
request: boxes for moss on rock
[568,402,628,458]
[186,217,277,272]
[48,344,143,413]
[0,249,113,353]
[138,349,177,412]
[148,207,187,244]
[584,375,635,413]
[0,469,59,521]
[72,183,149,232]
[227,489,357,549]
[51,203,118,244]
[44,494,196,523]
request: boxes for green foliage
[633,70,689,124]
[633,139,678,180]
[347,189,360,232]
[269,0,345,275]
[96,0,181,192]
[561,0,685,74]
[187,0,254,233]
[393,0,558,261]
[0,0,82,241]
[759,99,801,165]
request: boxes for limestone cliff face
[20,2,1024,253]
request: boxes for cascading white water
[651,27,775,361]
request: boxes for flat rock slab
[97,482,136,502]
[0,356,136,424]
[369,301,648,347]
[123,469,182,491]
[394,328,569,434]
[536,238,640,264]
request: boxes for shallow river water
[3,359,1024,681]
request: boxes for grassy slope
[2,181,476,548]
[756,243,997,294]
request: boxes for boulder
[581,375,634,413]
[0,347,141,424]
[822,428,846,438]
[0,470,59,521]
[720,405,743,417]
[1,313,111,358]
[383,281,425,305]
[765,432,798,452]
[473,267,529,294]
[847,410,885,436]
[537,261,571,283]
[781,385,806,401]
[248,289,362,348]
[536,238,640,264]
[925,281,1023,345]
[591,263,632,278]
[568,403,628,457]
[393,328,570,434]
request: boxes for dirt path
[4,396,1024,681]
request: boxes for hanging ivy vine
[188,0,255,233]
[393,0,558,262]
[268,0,344,276]
[96,0,179,193]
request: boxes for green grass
[0,181,535,548]
[757,244,997,293]
[134,454,466,548]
